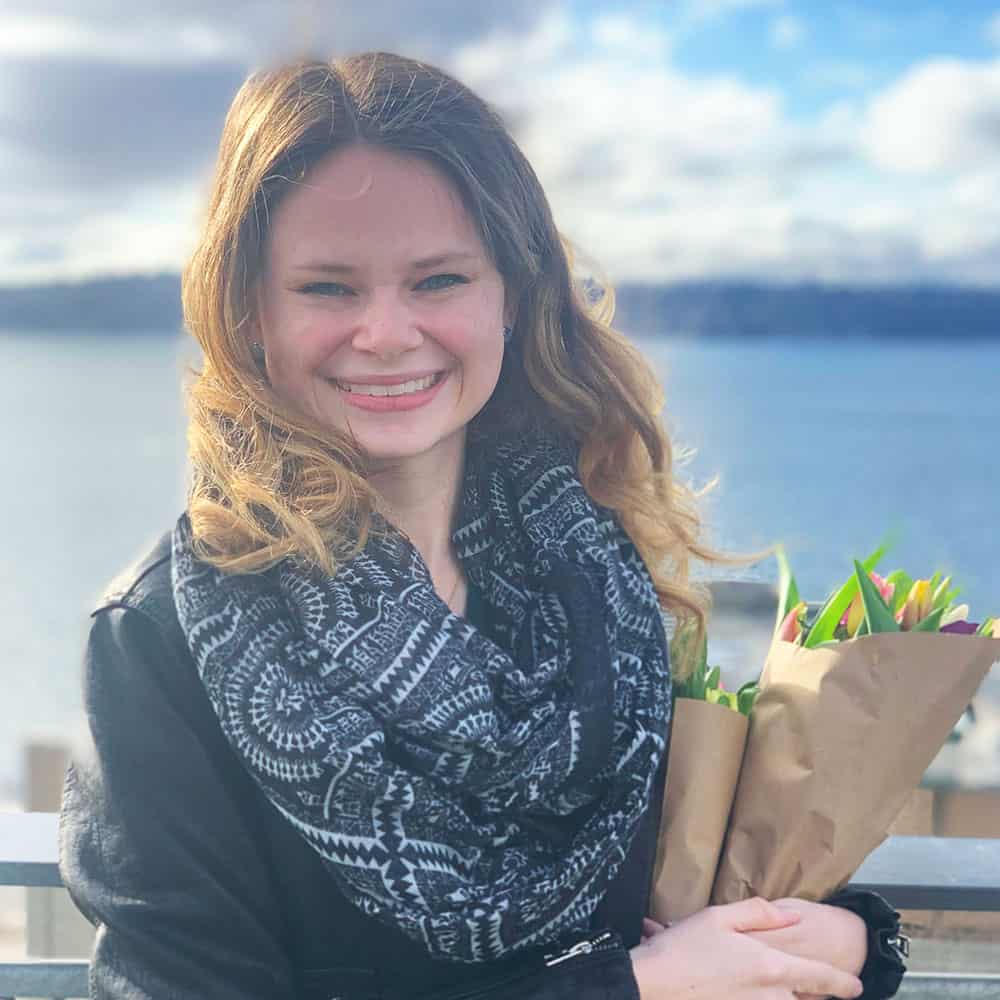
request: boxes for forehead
[266,145,484,264]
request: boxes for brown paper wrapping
[710,633,999,905]
[650,698,748,924]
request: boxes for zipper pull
[544,930,614,967]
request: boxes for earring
[502,325,513,344]
[250,341,266,364]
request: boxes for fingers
[722,896,804,933]
[642,917,667,936]
[781,953,862,999]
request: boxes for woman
[60,53,905,999]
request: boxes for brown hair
[182,52,745,676]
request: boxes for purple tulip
[941,621,980,635]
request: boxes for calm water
[1,330,998,798]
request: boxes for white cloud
[0,181,203,282]
[770,14,806,49]
[861,58,1000,174]
[4,5,999,286]
[987,11,1000,47]
[590,13,671,59]
[455,17,1000,286]
[0,12,249,63]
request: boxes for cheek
[263,308,349,383]
[435,288,505,354]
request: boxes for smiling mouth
[333,372,446,397]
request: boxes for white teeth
[337,373,441,396]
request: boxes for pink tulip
[778,601,808,643]
[842,572,895,636]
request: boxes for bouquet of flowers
[650,625,757,922]
[650,542,999,925]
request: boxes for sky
[1,0,999,287]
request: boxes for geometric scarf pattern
[171,430,671,963]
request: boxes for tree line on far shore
[1,273,998,338]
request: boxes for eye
[298,281,353,297]
[416,273,469,291]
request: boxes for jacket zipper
[543,929,617,967]
[425,930,621,1000]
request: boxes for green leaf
[912,606,946,633]
[774,545,801,637]
[803,539,893,648]
[854,559,901,633]
[976,617,996,637]
[885,570,913,613]
[931,576,954,612]
[737,683,759,716]
[706,665,721,690]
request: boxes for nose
[351,289,422,359]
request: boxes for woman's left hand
[743,898,867,1000]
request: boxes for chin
[351,426,466,466]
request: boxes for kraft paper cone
[651,698,748,924]
[711,633,999,905]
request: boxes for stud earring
[250,341,266,364]
[502,325,513,344]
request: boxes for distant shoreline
[1,272,998,338]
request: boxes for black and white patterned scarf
[171,430,671,963]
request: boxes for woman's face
[255,144,510,467]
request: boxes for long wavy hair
[182,52,745,677]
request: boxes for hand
[630,897,863,1000]
[744,898,868,1000]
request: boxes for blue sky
[663,1,1000,117]
[1,0,998,285]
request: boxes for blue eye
[418,274,468,291]
[300,282,353,297]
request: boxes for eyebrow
[291,251,482,274]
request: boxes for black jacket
[59,532,903,999]
[59,532,661,999]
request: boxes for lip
[333,369,451,413]
[333,369,445,386]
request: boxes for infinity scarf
[171,431,671,963]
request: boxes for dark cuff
[823,887,908,1000]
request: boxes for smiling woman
[58,52,901,1000]
[255,145,508,470]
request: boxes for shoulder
[84,525,195,701]
[94,527,178,635]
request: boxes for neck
[369,433,467,607]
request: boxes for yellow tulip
[845,592,865,636]
[898,579,933,631]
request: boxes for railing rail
[1,814,998,998]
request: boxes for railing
[1,813,999,998]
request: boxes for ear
[241,284,268,368]
[502,290,519,330]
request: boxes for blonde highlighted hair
[182,52,745,677]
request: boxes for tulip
[777,601,808,643]
[843,572,895,635]
[941,620,979,635]
[897,579,933,631]
[940,604,971,629]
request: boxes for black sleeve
[823,888,907,1000]
[59,606,297,999]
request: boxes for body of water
[1,329,998,799]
